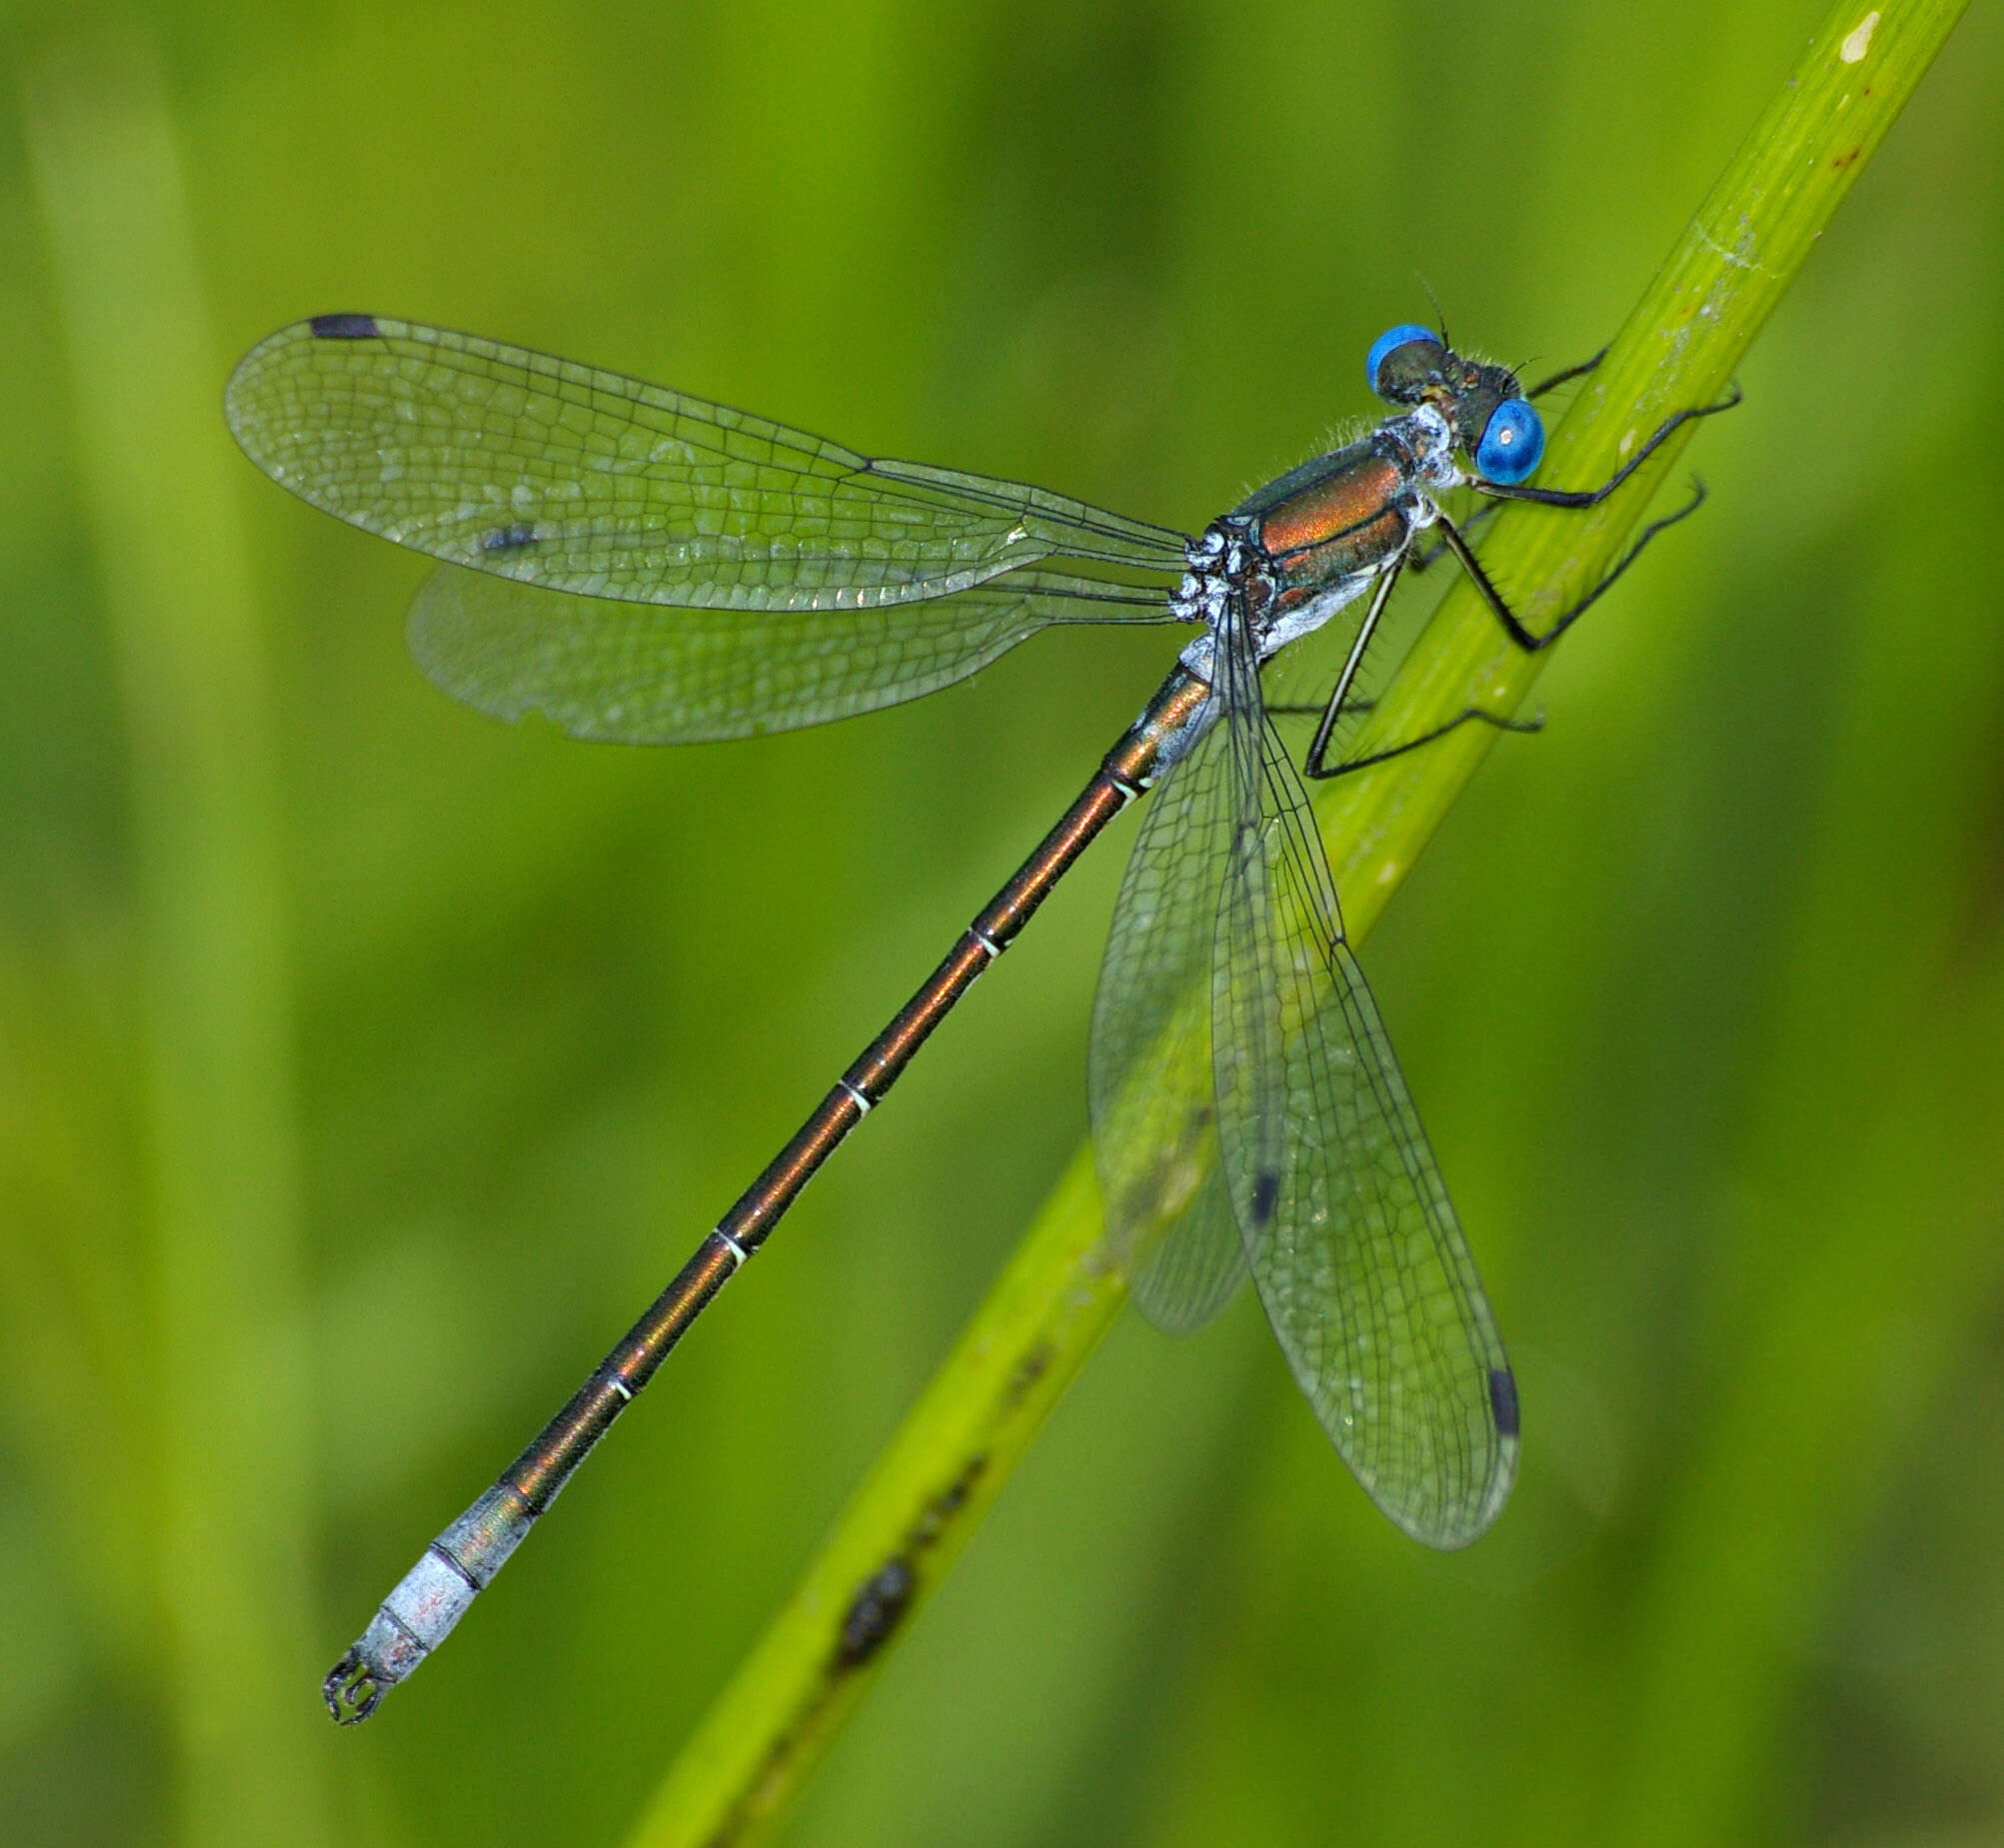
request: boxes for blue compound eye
[1366,323,1443,397]
[1476,398,1544,484]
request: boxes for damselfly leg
[1302,381,1739,779]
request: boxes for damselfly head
[1364,326,1546,487]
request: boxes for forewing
[409,564,1173,743]
[225,317,1188,611]
[1217,714,1518,1546]
[1088,696,1249,1331]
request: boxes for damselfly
[225,315,1734,1721]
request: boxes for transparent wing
[1089,699,1247,1330]
[1216,654,1518,1546]
[225,316,1189,611]
[1263,929,1518,1544]
[409,563,1174,743]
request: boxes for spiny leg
[1304,378,1733,778]
[1433,481,1709,654]
[1524,346,1608,400]
[1294,553,1540,782]
[1303,704,1543,783]
[1475,383,1740,512]
[1416,370,1728,571]
[1302,556,1403,777]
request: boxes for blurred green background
[4,2,2002,1844]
